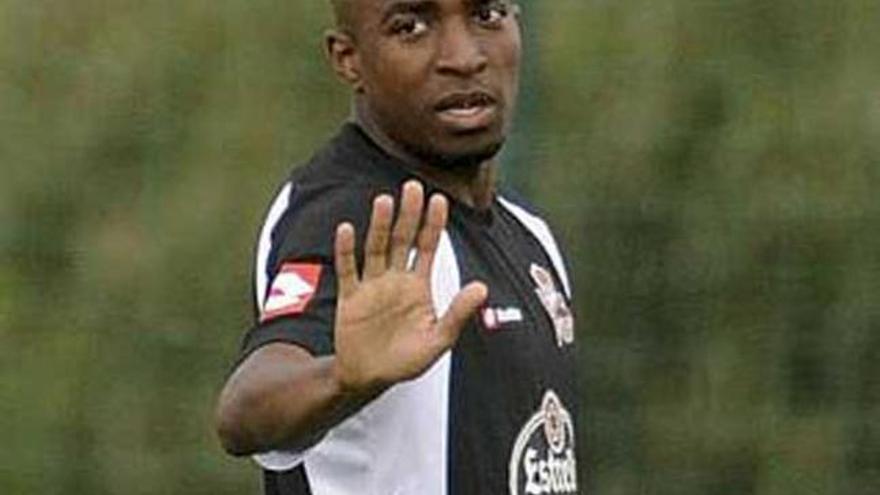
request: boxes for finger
[414,193,448,277]
[432,281,488,350]
[363,194,394,278]
[390,181,424,270]
[334,222,359,298]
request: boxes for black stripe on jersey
[263,466,312,495]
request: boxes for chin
[409,135,505,170]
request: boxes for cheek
[501,35,522,84]
[366,45,432,97]
[486,32,522,98]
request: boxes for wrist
[329,357,387,400]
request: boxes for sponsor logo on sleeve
[509,390,578,495]
[530,264,574,348]
[260,263,322,322]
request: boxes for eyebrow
[380,0,437,22]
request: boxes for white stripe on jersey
[255,182,294,311]
[252,181,300,472]
[497,196,572,299]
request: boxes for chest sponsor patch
[481,306,524,331]
[530,264,574,348]
[509,390,578,495]
[260,263,322,322]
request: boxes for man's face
[348,0,522,167]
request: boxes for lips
[433,91,498,131]
[434,91,496,112]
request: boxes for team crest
[530,264,574,348]
[508,390,578,495]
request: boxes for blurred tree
[1,0,878,494]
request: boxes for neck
[353,100,498,211]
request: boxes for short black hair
[330,0,353,29]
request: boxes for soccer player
[215,0,580,493]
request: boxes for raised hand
[331,181,488,395]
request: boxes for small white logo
[530,264,574,348]
[509,390,578,495]
[482,306,524,330]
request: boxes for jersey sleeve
[238,180,379,362]
[241,261,338,358]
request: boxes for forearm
[215,343,378,456]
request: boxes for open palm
[331,181,487,394]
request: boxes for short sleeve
[238,180,382,362]
[239,261,337,359]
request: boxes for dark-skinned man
[215,0,579,493]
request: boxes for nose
[435,19,488,77]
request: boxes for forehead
[358,0,471,8]
[352,0,478,20]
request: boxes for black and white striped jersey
[239,123,580,495]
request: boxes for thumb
[433,281,488,349]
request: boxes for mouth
[433,91,498,131]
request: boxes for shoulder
[496,185,551,225]
[498,185,544,218]
[265,178,376,263]
[495,186,573,298]
[261,125,401,261]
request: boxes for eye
[474,1,509,27]
[390,15,430,39]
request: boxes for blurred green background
[2,0,879,493]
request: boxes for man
[215,0,579,493]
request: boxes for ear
[325,30,364,92]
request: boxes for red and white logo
[481,306,524,331]
[260,263,322,322]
